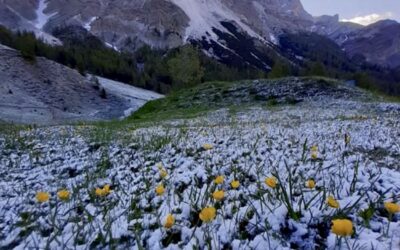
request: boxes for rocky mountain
[0,44,162,124]
[0,0,399,70]
[340,20,400,68]
[0,0,312,48]
[314,16,400,69]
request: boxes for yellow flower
[156,184,165,196]
[199,207,216,222]
[212,190,225,201]
[305,180,316,189]
[36,192,50,203]
[95,188,105,197]
[331,219,353,237]
[327,196,340,209]
[57,189,70,201]
[95,184,111,197]
[164,214,175,229]
[265,177,277,188]
[231,180,240,189]
[160,169,168,179]
[384,202,400,214]
[103,185,111,195]
[214,175,224,185]
[203,143,213,150]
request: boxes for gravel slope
[0,45,162,124]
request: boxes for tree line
[0,25,266,94]
[0,25,398,96]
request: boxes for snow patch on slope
[170,0,265,42]
[35,0,57,29]
[84,16,98,31]
[96,76,164,117]
[4,3,61,45]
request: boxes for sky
[301,0,400,25]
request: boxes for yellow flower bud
[265,177,277,188]
[311,152,318,160]
[305,180,316,189]
[156,184,165,196]
[203,143,213,150]
[164,214,175,229]
[311,145,318,159]
[327,196,340,209]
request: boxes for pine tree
[167,45,204,89]
[268,61,290,79]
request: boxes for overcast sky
[301,0,400,25]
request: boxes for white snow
[104,42,120,51]
[269,34,279,46]
[96,76,163,103]
[95,76,164,117]
[170,0,265,42]
[35,0,57,30]
[4,3,61,45]
[83,16,97,31]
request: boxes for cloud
[341,12,393,26]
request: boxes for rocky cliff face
[0,0,399,69]
[0,0,312,49]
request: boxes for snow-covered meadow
[0,99,399,249]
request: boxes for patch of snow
[35,0,57,30]
[269,33,279,46]
[4,4,61,45]
[95,76,164,117]
[83,16,97,31]
[104,42,120,52]
[170,0,265,42]
[32,29,62,45]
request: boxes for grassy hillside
[129,77,372,122]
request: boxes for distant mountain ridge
[0,0,399,69]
